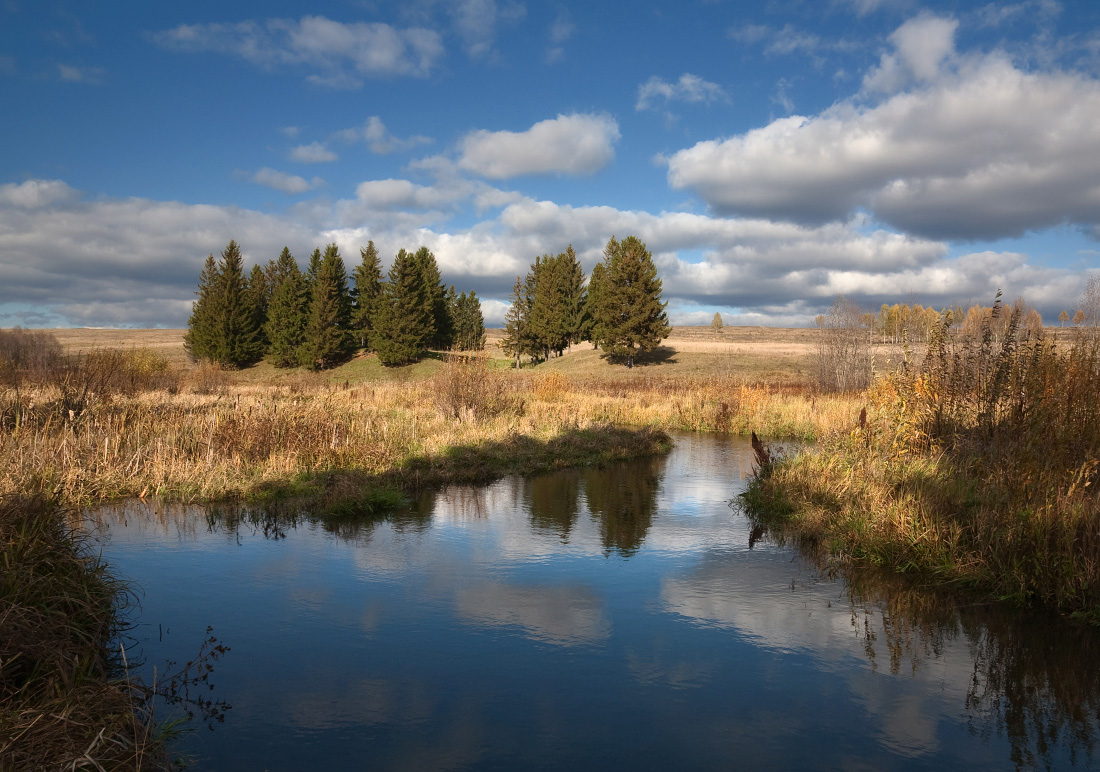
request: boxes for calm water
[89,433,1100,771]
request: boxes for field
[49,325,914,385]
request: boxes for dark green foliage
[302,243,353,370]
[411,247,453,350]
[185,241,262,367]
[583,261,609,349]
[372,249,435,366]
[502,273,539,367]
[453,291,486,351]
[594,236,670,366]
[351,241,383,350]
[245,264,269,352]
[184,253,220,362]
[264,249,308,368]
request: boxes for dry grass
[743,311,1100,618]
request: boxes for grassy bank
[0,495,168,770]
[743,313,1100,619]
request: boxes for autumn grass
[743,312,1100,619]
[0,494,169,771]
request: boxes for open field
[49,326,917,385]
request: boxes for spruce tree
[216,240,263,367]
[351,241,383,350]
[454,291,486,350]
[184,253,221,362]
[583,261,609,349]
[302,243,353,370]
[265,251,308,368]
[245,264,270,353]
[411,247,453,350]
[561,245,587,348]
[597,235,670,367]
[372,248,434,366]
[501,275,532,367]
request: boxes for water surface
[91,433,1100,770]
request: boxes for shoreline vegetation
[5,317,1100,767]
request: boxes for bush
[431,353,514,420]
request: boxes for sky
[2,0,1100,329]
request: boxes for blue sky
[2,0,1099,328]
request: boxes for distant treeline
[185,240,485,369]
[503,235,670,368]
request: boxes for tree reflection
[845,570,1100,770]
[583,456,666,557]
[526,471,582,541]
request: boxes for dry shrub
[189,361,230,396]
[432,353,514,420]
[534,371,572,400]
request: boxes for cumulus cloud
[151,16,444,86]
[863,14,958,92]
[336,116,432,155]
[636,73,728,112]
[0,178,1085,329]
[458,113,620,179]
[290,141,337,163]
[667,42,1100,240]
[251,168,323,194]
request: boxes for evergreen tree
[184,253,221,362]
[502,275,534,367]
[372,248,434,366]
[264,250,308,368]
[302,243,353,370]
[561,245,587,348]
[454,291,486,350]
[596,235,670,367]
[351,241,383,349]
[411,247,453,349]
[582,261,609,349]
[245,264,270,352]
[185,240,262,367]
[529,255,566,359]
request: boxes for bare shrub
[813,295,871,393]
[432,353,513,420]
[0,328,64,387]
[189,362,230,396]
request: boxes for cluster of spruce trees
[185,240,485,369]
[503,235,670,367]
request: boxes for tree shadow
[601,345,677,367]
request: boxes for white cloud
[252,168,323,195]
[449,0,524,60]
[336,116,432,155]
[458,113,620,179]
[863,14,958,93]
[151,16,444,86]
[0,178,1087,329]
[636,73,729,112]
[290,142,337,163]
[667,45,1100,240]
[546,10,573,63]
[56,63,105,84]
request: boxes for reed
[0,494,168,770]
[744,301,1100,618]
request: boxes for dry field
[48,326,915,385]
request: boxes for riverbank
[742,322,1100,620]
[0,495,168,770]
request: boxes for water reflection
[86,434,1100,771]
[584,456,666,556]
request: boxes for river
[88,432,1100,770]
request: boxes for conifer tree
[596,235,670,367]
[454,291,486,350]
[351,241,383,349]
[502,275,534,367]
[264,250,308,368]
[184,253,221,362]
[245,264,270,353]
[583,261,609,349]
[302,243,353,370]
[411,247,453,349]
[372,248,434,366]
